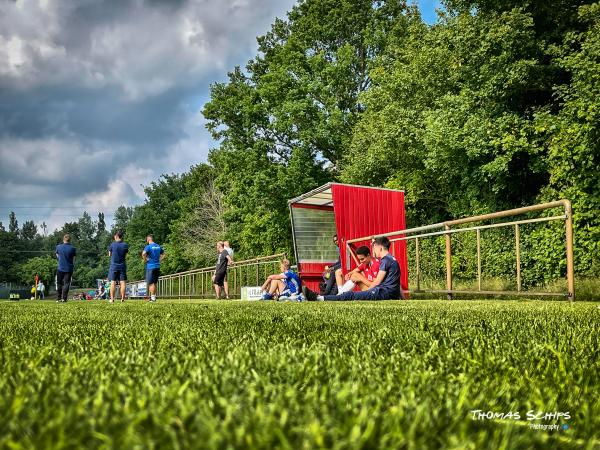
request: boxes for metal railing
[346,200,575,301]
[126,253,285,299]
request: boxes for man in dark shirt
[304,236,402,301]
[212,241,232,299]
[321,234,342,295]
[55,234,77,303]
[108,230,129,303]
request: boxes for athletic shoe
[278,295,290,301]
[261,293,273,301]
[302,286,318,301]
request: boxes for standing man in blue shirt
[142,233,164,302]
[108,230,129,303]
[55,234,76,303]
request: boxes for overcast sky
[0,0,440,232]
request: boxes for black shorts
[146,268,160,285]
[213,271,226,287]
[109,267,127,282]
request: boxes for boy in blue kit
[142,233,164,302]
[261,259,303,301]
[108,230,129,303]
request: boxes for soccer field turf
[0,300,598,449]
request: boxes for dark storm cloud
[0,0,296,229]
[0,85,189,145]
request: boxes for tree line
[2,0,598,288]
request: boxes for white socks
[151,295,156,301]
[338,280,356,294]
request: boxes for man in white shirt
[223,241,234,297]
[224,241,234,259]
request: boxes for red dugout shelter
[288,183,409,295]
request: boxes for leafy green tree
[343,6,556,224]
[21,221,38,240]
[533,2,600,278]
[97,213,106,234]
[168,164,221,268]
[126,174,188,245]
[204,0,410,258]
[112,206,134,235]
[0,225,13,282]
[8,212,18,235]
[123,174,190,281]
[18,256,56,287]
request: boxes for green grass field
[0,300,598,449]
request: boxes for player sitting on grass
[261,259,303,301]
[303,236,402,301]
[321,234,342,295]
[336,245,380,294]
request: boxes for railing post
[515,224,521,292]
[564,200,575,301]
[476,229,482,292]
[445,224,452,299]
[415,237,420,292]
[234,267,237,297]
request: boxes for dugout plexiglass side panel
[290,206,338,263]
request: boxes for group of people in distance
[258,235,402,302]
[55,231,164,303]
[52,228,400,302]
[306,235,402,301]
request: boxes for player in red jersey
[337,246,380,294]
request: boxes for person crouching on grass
[261,259,303,301]
[303,236,401,301]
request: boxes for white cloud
[81,179,139,209]
[116,165,154,198]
